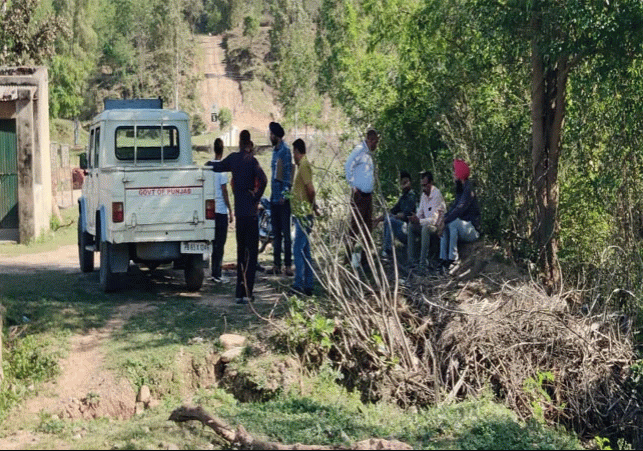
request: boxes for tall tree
[475,0,643,291]
[0,0,64,65]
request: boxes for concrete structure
[0,67,52,242]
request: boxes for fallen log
[168,405,412,450]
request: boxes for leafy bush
[275,296,336,369]
[0,333,62,422]
[218,107,233,130]
[5,335,60,382]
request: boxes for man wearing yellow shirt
[289,139,319,296]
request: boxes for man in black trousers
[209,137,233,283]
[206,130,267,304]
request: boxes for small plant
[595,435,612,450]
[36,412,66,434]
[282,297,336,368]
[523,371,565,424]
[85,391,101,407]
[5,335,60,382]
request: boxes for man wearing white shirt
[210,138,233,283]
[407,171,445,270]
[345,129,378,267]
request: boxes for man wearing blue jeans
[267,122,294,276]
[289,139,319,296]
[440,159,481,270]
[375,171,417,259]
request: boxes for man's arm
[344,145,360,186]
[206,154,232,172]
[281,148,292,190]
[444,183,473,224]
[305,181,320,215]
[402,191,418,221]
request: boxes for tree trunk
[531,24,568,294]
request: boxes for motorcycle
[257,197,296,254]
[258,197,272,253]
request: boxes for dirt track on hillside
[197,34,278,135]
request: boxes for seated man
[440,159,481,271]
[407,171,445,270]
[375,171,417,259]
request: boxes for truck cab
[78,99,215,292]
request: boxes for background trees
[311,0,643,301]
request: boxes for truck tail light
[112,202,124,223]
[205,199,215,220]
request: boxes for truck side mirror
[79,153,88,170]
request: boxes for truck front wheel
[100,241,121,292]
[185,256,204,292]
[78,221,94,272]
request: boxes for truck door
[85,127,98,234]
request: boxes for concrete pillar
[16,94,34,243]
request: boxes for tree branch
[168,405,412,450]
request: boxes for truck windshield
[115,125,180,161]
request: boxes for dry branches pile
[305,186,642,443]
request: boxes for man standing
[210,138,233,283]
[375,170,417,259]
[407,171,446,271]
[207,130,267,304]
[289,139,319,296]
[345,129,378,267]
[267,122,294,276]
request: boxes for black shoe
[266,266,282,275]
[287,286,306,297]
[235,297,248,304]
[304,288,313,296]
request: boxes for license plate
[181,241,212,254]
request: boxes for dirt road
[0,242,284,449]
[197,34,278,134]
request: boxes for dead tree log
[168,405,412,450]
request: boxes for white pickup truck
[77,99,215,292]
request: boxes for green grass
[50,118,89,150]
[188,367,582,450]
[0,207,78,256]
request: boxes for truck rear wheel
[185,256,204,292]
[78,221,94,272]
[100,241,120,292]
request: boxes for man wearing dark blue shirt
[207,130,267,304]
